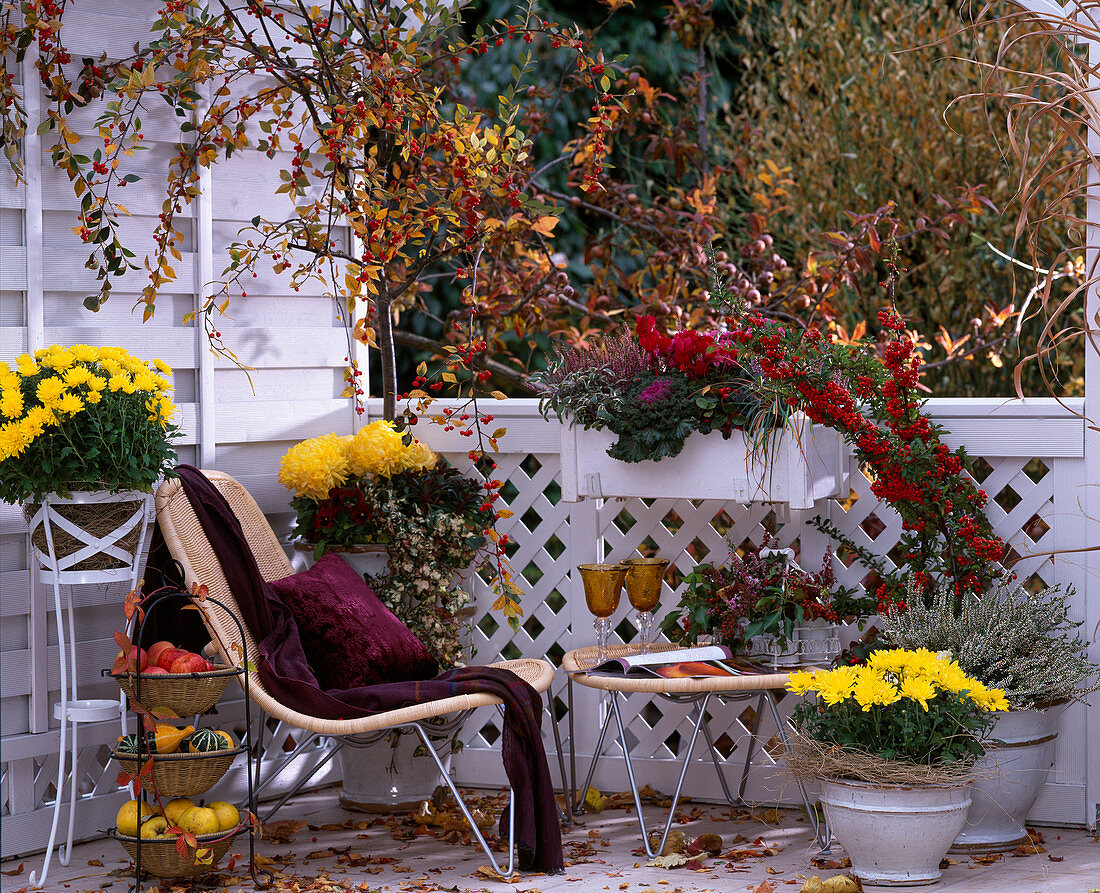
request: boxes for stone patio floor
[3,786,1098,893]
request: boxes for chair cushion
[269,552,438,689]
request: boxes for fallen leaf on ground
[1,864,24,876]
[752,882,776,893]
[752,809,784,825]
[800,876,859,893]
[473,865,516,881]
[263,820,307,843]
[1011,843,1046,856]
[87,859,104,867]
[1048,854,1064,862]
[971,853,1002,865]
[811,857,851,870]
[646,853,688,869]
[584,787,609,813]
[686,833,723,856]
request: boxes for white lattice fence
[428,399,1092,826]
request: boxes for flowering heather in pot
[279,421,497,668]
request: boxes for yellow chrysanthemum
[55,392,84,416]
[62,365,93,387]
[108,374,135,393]
[151,358,172,375]
[0,422,31,461]
[816,666,860,706]
[899,674,939,711]
[346,420,407,478]
[69,344,98,363]
[0,369,16,391]
[39,349,75,370]
[401,438,438,472]
[278,433,350,500]
[147,395,176,425]
[853,670,901,711]
[23,405,56,433]
[1,387,24,420]
[36,377,67,405]
[787,670,819,696]
[132,372,157,393]
[85,387,103,405]
[15,354,38,376]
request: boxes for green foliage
[728,0,1083,396]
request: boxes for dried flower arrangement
[878,577,1098,710]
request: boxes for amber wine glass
[623,557,669,652]
[578,563,627,662]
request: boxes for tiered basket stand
[110,587,271,890]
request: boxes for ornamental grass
[786,648,1007,785]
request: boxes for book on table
[586,645,767,679]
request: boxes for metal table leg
[611,691,711,859]
[761,690,831,854]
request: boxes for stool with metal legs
[26,491,153,889]
[562,644,831,858]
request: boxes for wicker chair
[155,470,555,874]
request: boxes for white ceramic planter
[950,702,1067,853]
[559,416,848,508]
[338,730,450,812]
[821,778,971,886]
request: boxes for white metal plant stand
[25,490,154,889]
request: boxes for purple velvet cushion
[269,552,438,690]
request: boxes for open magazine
[586,645,767,679]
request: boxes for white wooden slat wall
[0,1,353,858]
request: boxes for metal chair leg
[412,723,515,876]
[611,692,711,859]
[260,738,345,823]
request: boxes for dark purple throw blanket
[160,465,563,872]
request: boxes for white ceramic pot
[950,702,1067,853]
[747,632,801,667]
[821,778,971,886]
[294,542,390,579]
[338,730,450,812]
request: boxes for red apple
[115,646,148,673]
[157,647,187,672]
[146,641,176,667]
[143,665,169,676]
[167,653,200,675]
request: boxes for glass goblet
[623,557,669,653]
[578,563,627,662]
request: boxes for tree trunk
[376,294,398,421]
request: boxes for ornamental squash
[186,728,229,753]
[153,723,194,754]
[115,732,155,755]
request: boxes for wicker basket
[111,747,242,797]
[112,667,239,715]
[112,830,232,878]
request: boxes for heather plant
[879,577,1099,710]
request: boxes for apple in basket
[155,647,188,671]
[114,646,148,673]
[146,640,176,667]
[167,652,217,674]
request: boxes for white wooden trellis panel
[367,398,1093,828]
[0,0,351,859]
